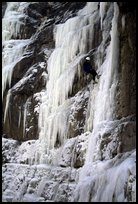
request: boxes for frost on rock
[2,137,40,165]
[72,151,136,202]
[15,140,41,165]
[68,88,90,138]
[33,91,45,115]
[2,163,79,202]
[84,115,136,163]
[59,132,89,168]
[2,137,19,163]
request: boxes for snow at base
[2,137,136,202]
[72,150,136,202]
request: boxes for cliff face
[2,2,136,202]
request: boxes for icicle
[99,2,107,30]
[23,100,28,138]
[121,15,125,31]
[4,89,11,124]
[18,107,21,128]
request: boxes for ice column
[4,89,11,124]
[99,2,108,30]
[85,2,119,133]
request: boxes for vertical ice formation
[37,2,100,164]
[23,100,28,138]
[4,89,11,124]
[121,15,126,31]
[18,107,21,128]
[86,2,119,163]
[85,1,119,149]
[99,2,108,30]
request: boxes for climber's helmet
[86,56,90,61]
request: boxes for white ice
[99,2,108,30]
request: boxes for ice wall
[37,2,100,164]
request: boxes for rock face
[116,3,136,118]
[2,2,136,202]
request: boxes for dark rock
[3,60,47,141]
[116,7,136,118]
[120,121,136,153]
[97,116,136,161]
[117,2,136,13]
[2,2,7,18]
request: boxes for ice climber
[83,56,98,83]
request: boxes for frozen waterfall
[85,2,119,163]
[2,2,136,202]
[37,2,100,164]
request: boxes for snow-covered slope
[2,2,136,202]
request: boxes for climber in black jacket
[83,57,98,82]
